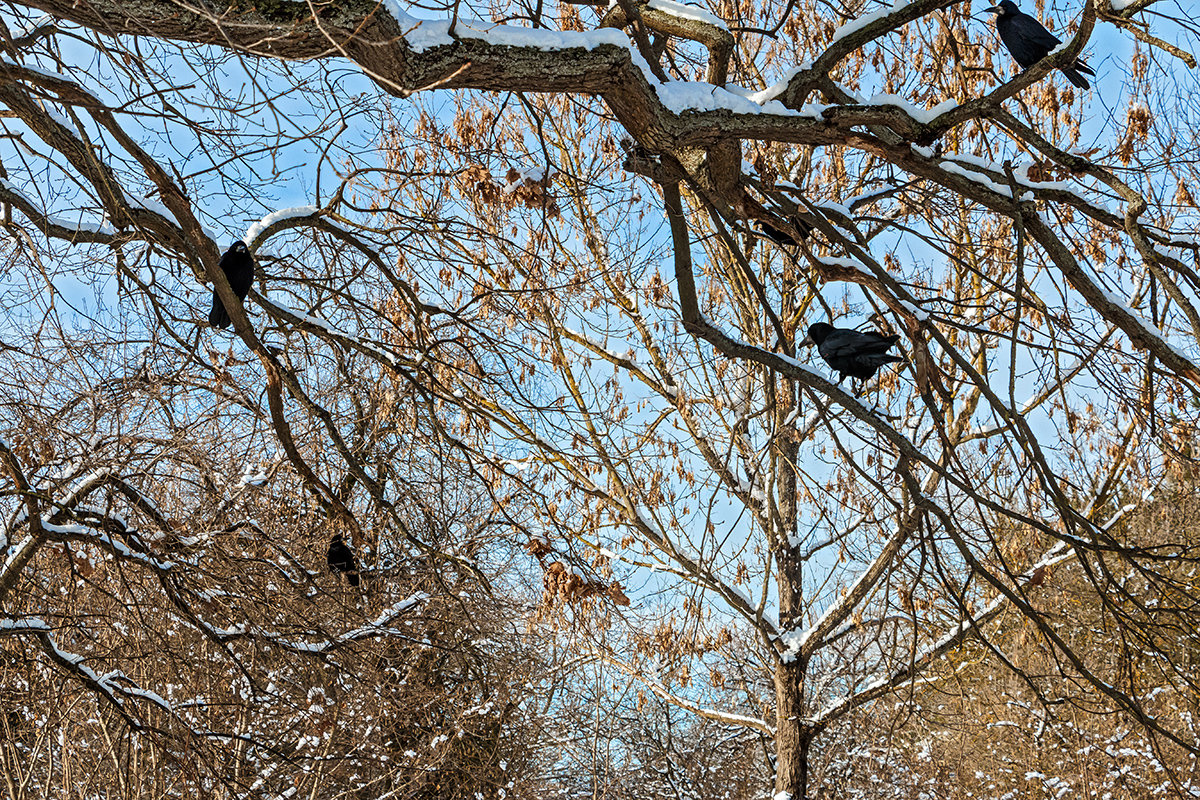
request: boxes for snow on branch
[808,542,1076,729]
[244,206,322,246]
[778,513,917,663]
[645,0,728,31]
[600,653,775,734]
[1,616,170,721]
[38,519,177,572]
[203,592,430,654]
[259,297,408,371]
[0,178,118,244]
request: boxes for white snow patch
[381,1,629,53]
[940,162,1012,197]
[832,5,893,42]
[0,178,37,207]
[646,0,728,30]
[656,81,809,117]
[899,300,928,321]
[240,462,270,487]
[244,206,319,245]
[865,94,958,124]
[815,254,874,277]
[831,0,916,42]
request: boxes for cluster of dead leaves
[458,163,561,218]
[525,537,630,607]
[2,432,54,467]
[1114,105,1153,165]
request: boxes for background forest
[1,0,1199,797]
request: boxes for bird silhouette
[208,241,255,329]
[804,322,904,385]
[985,0,1095,89]
[755,218,812,247]
[326,534,360,586]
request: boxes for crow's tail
[209,294,231,329]
[1062,62,1092,90]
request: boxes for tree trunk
[774,657,810,799]
[773,399,809,798]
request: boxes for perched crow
[327,534,360,586]
[985,0,1095,90]
[755,218,812,247]
[804,322,904,385]
[208,241,255,329]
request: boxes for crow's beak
[983,4,1000,11]
[800,335,814,347]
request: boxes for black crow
[804,322,904,385]
[985,0,1095,89]
[327,534,360,586]
[755,218,812,247]
[208,241,255,329]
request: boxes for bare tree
[2,0,1200,797]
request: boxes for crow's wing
[220,250,255,299]
[819,329,898,360]
[1000,14,1061,67]
[1010,14,1061,49]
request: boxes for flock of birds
[203,1,1090,587]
